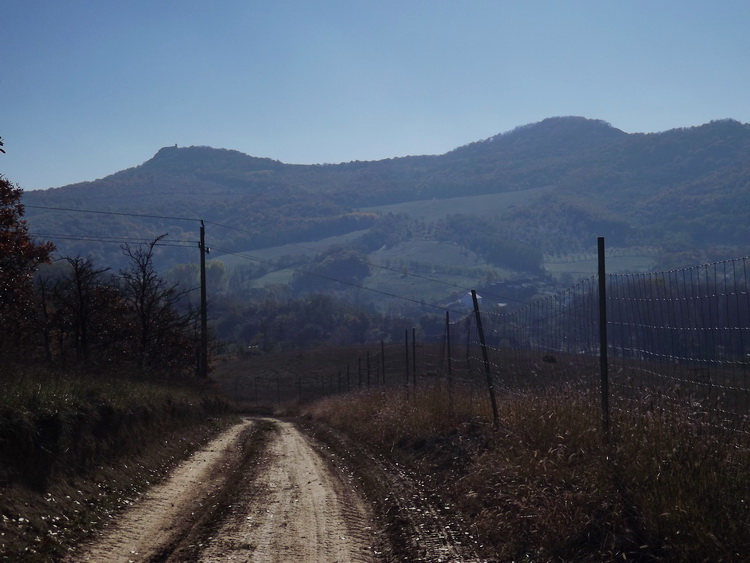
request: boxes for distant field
[544,253,657,278]
[250,267,296,287]
[217,235,503,309]
[217,186,557,270]
[358,185,556,221]
[215,229,371,269]
[212,188,656,304]
[371,238,484,268]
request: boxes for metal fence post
[598,237,610,443]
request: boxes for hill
[21,116,750,296]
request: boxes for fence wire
[475,258,750,438]
[607,259,750,433]
[242,255,750,441]
[476,276,600,395]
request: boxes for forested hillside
[21,116,750,294]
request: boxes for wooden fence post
[405,329,410,399]
[466,317,472,374]
[381,341,386,385]
[472,289,499,427]
[598,237,610,443]
[446,310,453,412]
[412,327,417,389]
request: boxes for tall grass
[306,382,749,561]
[0,367,203,413]
[0,365,234,560]
[1,366,229,487]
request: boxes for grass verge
[0,366,236,561]
[305,383,749,561]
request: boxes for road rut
[199,420,376,562]
[70,418,378,562]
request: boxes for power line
[211,246,466,315]
[27,205,524,304]
[24,204,201,223]
[204,219,525,303]
[29,232,197,245]
[28,232,198,248]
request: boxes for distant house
[459,292,480,309]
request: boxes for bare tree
[52,257,119,364]
[120,236,197,375]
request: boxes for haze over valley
[16,115,749,348]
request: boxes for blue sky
[2,0,749,190]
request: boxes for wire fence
[606,259,750,434]
[461,249,750,441]
[236,240,750,443]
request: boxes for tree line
[1,174,202,379]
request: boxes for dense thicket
[211,292,446,352]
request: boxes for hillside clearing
[358,185,557,222]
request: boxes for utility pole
[199,220,209,378]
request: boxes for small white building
[459,292,481,309]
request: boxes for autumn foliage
[0,175,54,356]
[1,173,201,377]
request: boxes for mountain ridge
[21,116,750,272]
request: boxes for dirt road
[70,418,482,562]
[70,419,378,562]
[198,420,376,562]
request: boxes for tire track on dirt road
[69,418,379,562]
[198,420,378,562]
[70,419,258,562]
[302,422,486,563]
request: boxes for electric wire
[24,204,200,223]
[28,233,197,249]
[203,219,525,304]
[25,204,518,306]
[211,245,466,315]
[29,232,197,246]
[29,222,467,313]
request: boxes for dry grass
[306,383,750,561]
[0,365,235,560]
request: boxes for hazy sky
[3,1,749,191]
